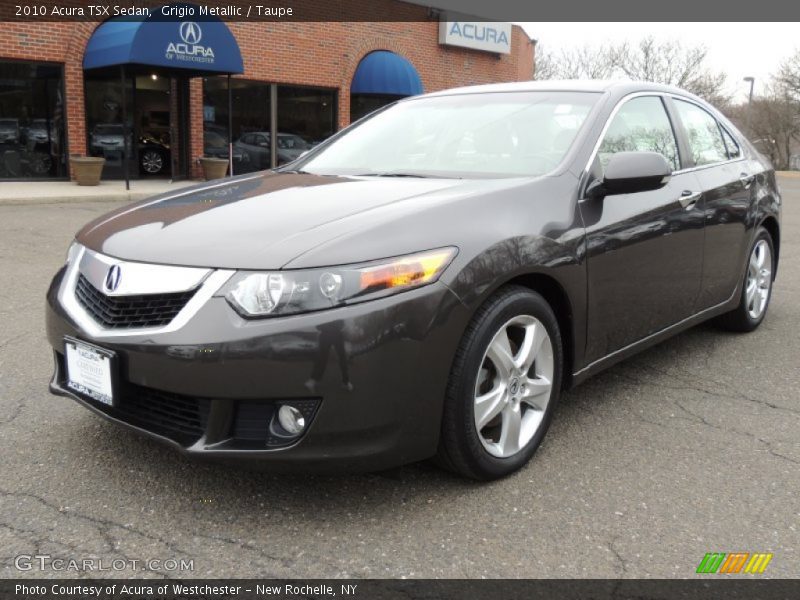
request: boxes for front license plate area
[64,336,116,406]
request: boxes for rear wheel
[716,227,775,332]
[437,286,563,480]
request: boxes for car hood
[77,171,529,270]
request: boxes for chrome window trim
[581,90,747,197]
[59,244,235,339]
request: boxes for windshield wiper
[353,171,427,178]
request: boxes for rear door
[581,94,705,362]
[669,98,755,309]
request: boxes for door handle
[679,190,701,209]
[740,173,755,189]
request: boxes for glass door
[84,70,137,180]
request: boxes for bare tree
[777,48,800,100]
[533,36,730,106]
[533,44,615,81]
[611,37,730,106]
[726,87,800,170]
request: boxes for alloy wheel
[474,314,554,458]
[746,239,772,320]
[141,151,163,174]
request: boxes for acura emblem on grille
[104,264,122,292]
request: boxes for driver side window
[598,96,680,172]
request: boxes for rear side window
[598,96,680,172]
[674,100,728,166]
[720,126,742,159]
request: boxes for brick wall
[0,12,534,180]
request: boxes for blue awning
[350,51,423,97]
[83,3,243,74]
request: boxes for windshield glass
[299,91,599,178]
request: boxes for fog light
[278,405,306,435]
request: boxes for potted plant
[70,155,105,186]
[199,156,229,180]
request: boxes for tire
[140,150,165,175]
[715,226,775,332]
[29,151,52,175]
[436,285,563,480]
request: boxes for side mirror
[586,151,672,199]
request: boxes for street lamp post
[744,76,755,104]
[743,76,755,132]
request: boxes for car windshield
[298,91,599,178]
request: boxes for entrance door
[84,71,136,180]
[85,70,190,180]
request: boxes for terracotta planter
[200,157,229,181]
[70,156,105,186]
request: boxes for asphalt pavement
[1,175,798,579]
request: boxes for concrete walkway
[0,178,199,205]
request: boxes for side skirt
[570,292,740,387]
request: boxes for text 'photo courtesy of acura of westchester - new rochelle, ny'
[45,80,780,480]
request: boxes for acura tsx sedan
[46,81,781,480]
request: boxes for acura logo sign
[166,22,214,63]
[105,265,122,293]
[179,21,202,45]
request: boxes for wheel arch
[760,215,780,276]
[491,272,576,390]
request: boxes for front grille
[75,274,196,329]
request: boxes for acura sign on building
[438,20,512,54]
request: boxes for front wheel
[437,286,563,480]
[716,226,775,332]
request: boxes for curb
[0,192,157,206]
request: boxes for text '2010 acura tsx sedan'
[46,81,781,480]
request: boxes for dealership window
[203,78,336,172]
[277,86,335,161]
[0,60,67,180]
[203,77,271,173]
[350,93,404,123]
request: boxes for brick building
[0,2,533,181]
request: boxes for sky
[516,23,799,103]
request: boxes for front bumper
[46,263,471,472]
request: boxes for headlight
[224,247,457,318]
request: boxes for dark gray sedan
[46,81,780,480]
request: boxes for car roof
[418,79,704,103]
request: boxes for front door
[581,95,705,362]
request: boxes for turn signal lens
[223,247,457,318]
[359,249,456,293]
